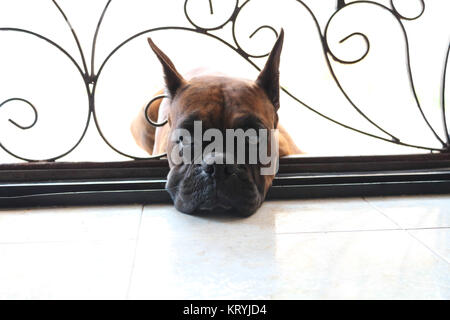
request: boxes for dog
[131,29,301,216]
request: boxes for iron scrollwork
[0,0,449,162]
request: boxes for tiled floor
[0,195,449,299]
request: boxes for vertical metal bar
[337,0,346,10]
[441,44,450,147]
[91,0,113,79]
[51,0,89,77]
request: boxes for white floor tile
[136,198,397,242]
[274,231,450,299]
[128,204,450,299]
[1,197,448,300]
[409,228,450,263]
[129,234,276,299]
[261,199,397,233]
[0,205,142,243]
[364,195,450,229]
[0,240,135,299]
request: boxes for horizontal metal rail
[1,154,450,208]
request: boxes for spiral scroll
[0,98,37,130]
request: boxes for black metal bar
[337,0,346,10]
[268,179,450,200]
[0,98,38,130]
[441,44,450,145]
[52,0,89,76]
[0,190,172,208]
[208,0,214,15]
[1,154,450,208]
[324,5,401,142]
[90,0,112,78]
[2,153,450,182]
[392,2,446,147]
[145,95,169,127]
[0,159,169,183]
[1,168,450,209]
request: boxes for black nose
[201,153,237,180]
[203,163,237,179]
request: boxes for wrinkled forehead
[171,76,275,130]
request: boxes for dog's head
[148,30,284,217]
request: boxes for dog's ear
[256,29,284,111]
[147,38,186,98]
